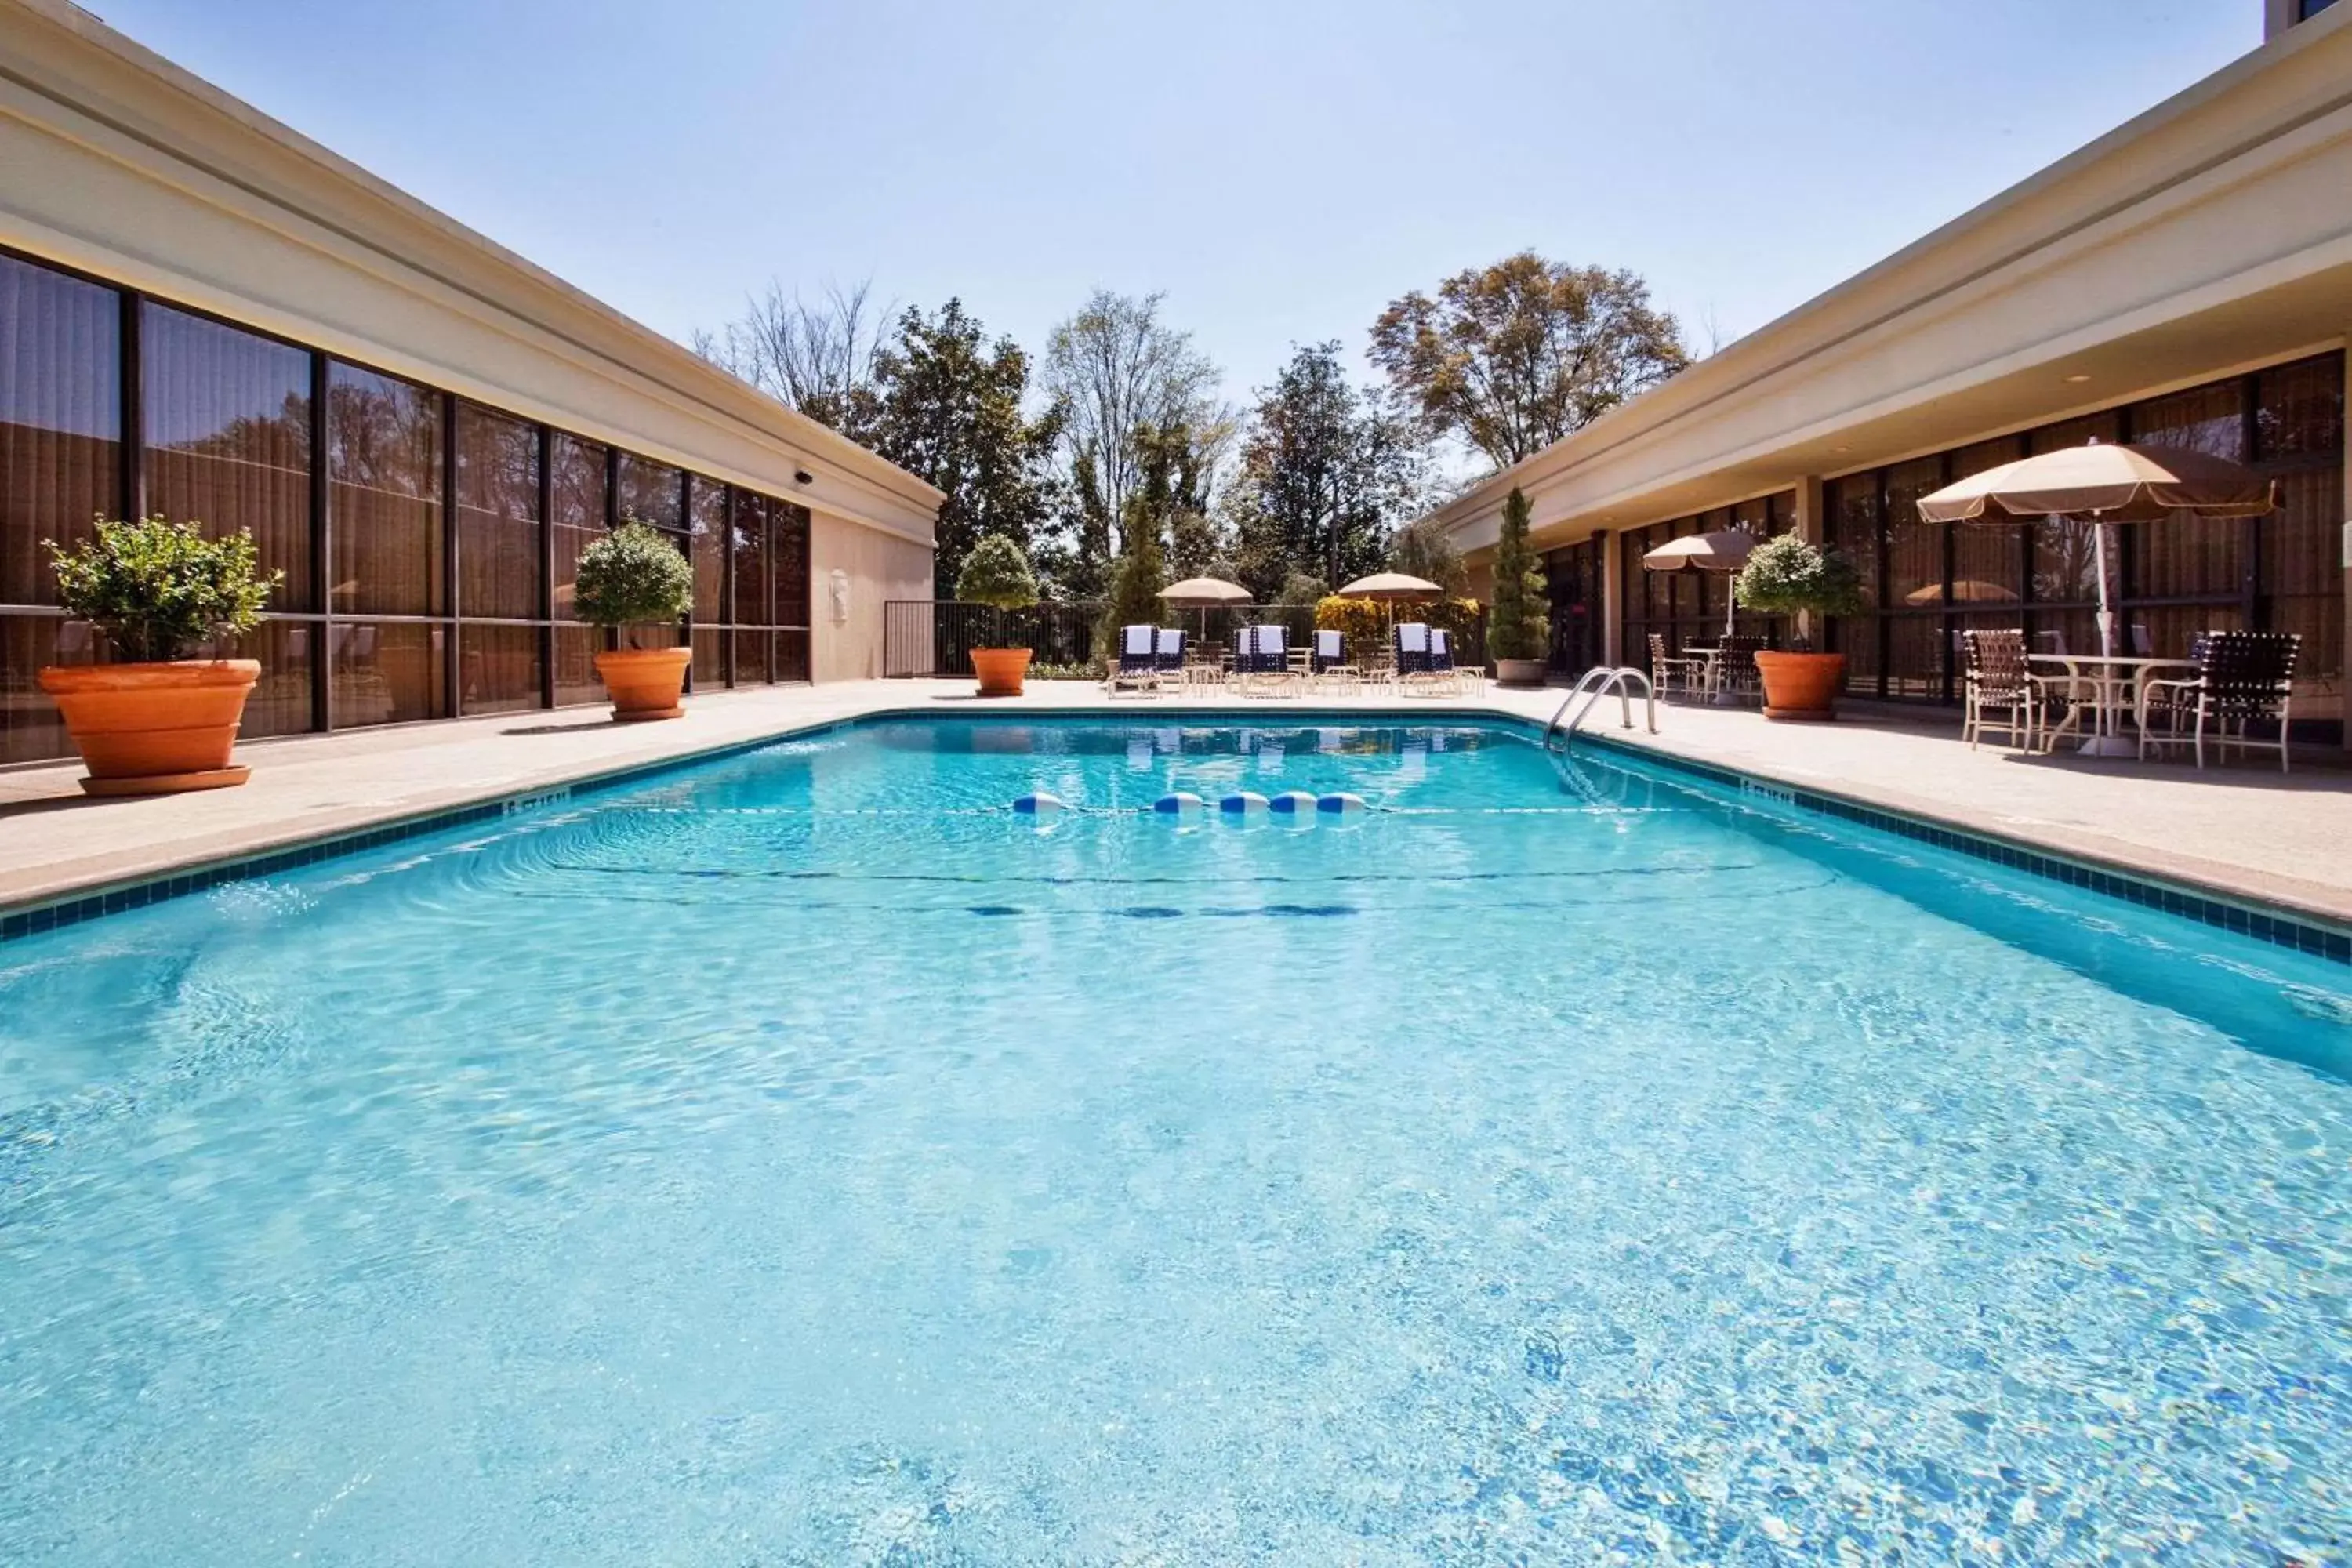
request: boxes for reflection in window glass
[1,254,120,606]
[143,303,312,608]
[617,453,682,532]
[328,363,444,617]
[457,405,540,621]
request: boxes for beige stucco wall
[811,512,933,682]
[1433,6,2352,564]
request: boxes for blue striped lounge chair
[1394,622,1432,684]
[1106,623,1160,695]
[1154,627,1186,675]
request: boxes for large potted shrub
[1734,535,1867,721]
[958,534,1040,697]
[40,517,279,795]
[575,521,695,721]
[1487,486,1550,686]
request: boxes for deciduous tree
[692,278,891,441]
[1370,252,1687,470]
[1042,291,1226,575]
[1226,342,1425,600]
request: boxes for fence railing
[884,601,1488,678]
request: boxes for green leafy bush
[1486,486,1548,661]
[1313,594,1484,655]
[1733,534,1867,622]
[47,516,279,662]
[955,534,1040,611]
[575,521,693,641]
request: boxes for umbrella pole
[2091,514,2116,658]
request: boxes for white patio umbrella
[1642,530,1756,635]
[1916,441,2274,655]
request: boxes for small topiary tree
[575,521,693,647]
[1733,534,1866,646]
[956,533,1040,611]
[956,533,1040,652]
[47,516,280,662]
[1486,486,1548,663]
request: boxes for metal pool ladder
[1543,666,1657,753]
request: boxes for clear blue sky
[90,0,2261,405]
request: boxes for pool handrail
[1544,666,1657,751]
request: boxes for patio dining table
[2027,651,2197,757]
[1676,645,1750,706]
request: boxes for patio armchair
[2136,630,2299,771]
[1647,633,1704,700]
[1960,629,2047,751]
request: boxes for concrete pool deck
[2,678,2347,929]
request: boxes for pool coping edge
[2,701,2345,967]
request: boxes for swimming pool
[2,717,2347,1563]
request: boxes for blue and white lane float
[1316,792,1367,815]
[1268,790,1321,818]
[1011,791,1068,817]
[1218,790,1271,815]
[1152,791,1207,816]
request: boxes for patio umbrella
[1642,530,1755,635]
[1157,575,1250,641]
[1916,441,2275,655]
[1904,579,2018,606]
[1335,571,1445,643]
[1336,572,1443,602]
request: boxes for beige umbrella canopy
[1336,571,1443,602]
[1904,579,2018,606]
[1157,576,1250,606]
[1157,575,1250,643]
[1642,530,1756,634]
[1917,441,2276,655]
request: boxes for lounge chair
[2137,630,2299,771]
[1105,623,1160,696]
[1431,629,1482,695]
[1395,622,1432,686]
[1310,630,1357,692]
[1238,624,1294,695]
[1154,628,1187,676]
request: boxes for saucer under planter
[1494,657,1548,688]
[1755,651,1846,722]
[593,646,692,721]
[970,647,1032,697]
[38,659,263,795]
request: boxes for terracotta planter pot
[38,659,262,795]
[1495,657,1548,688]
[970,647,1032,697]
[1755,650,1846,722]
[593,646,692,722]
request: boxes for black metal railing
[884,601,1489,677]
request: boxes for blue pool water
[2,718,2349,1564]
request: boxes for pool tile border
[1570,728,2352,966]
[2,704,2346,968]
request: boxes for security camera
[793,468,815,486]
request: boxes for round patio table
[2026,652,2197,757]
